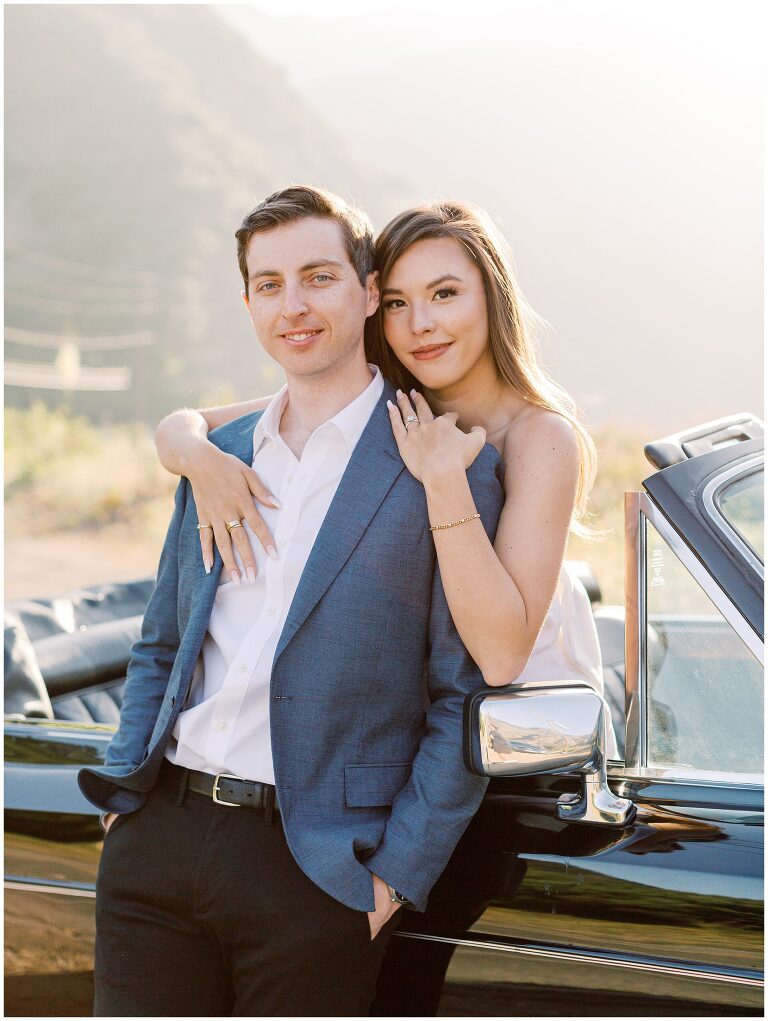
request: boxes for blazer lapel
[274,388,404,664]
[224,410,263,467]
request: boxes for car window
[645,521,763,776]
[716,468,764,561]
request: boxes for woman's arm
[155,397,272,475]
[389,392,579,687]
[154,397,277,582]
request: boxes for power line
[6,292,158,315]
[5,360,132,391]
[5,276,158,302]
[6,247,157,287]
[5,326,155,350]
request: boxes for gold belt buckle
[212,772,244,807]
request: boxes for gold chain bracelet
[429,512,481,532]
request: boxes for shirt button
[216,721,228,732]
[266,607,276,615]
[238,664,248,673]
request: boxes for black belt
[164,761,278,822]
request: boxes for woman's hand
[387,390,486,484]
[187,440,280,582]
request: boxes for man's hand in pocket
[101,812,119,834]
[367,873,402,940]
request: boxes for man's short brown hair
[236,185,375,297]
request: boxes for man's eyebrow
[249,259,345,283]
[381,274,463,297]
[300,260,345,273]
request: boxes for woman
[155,201,614,748]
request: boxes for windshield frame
[703,456,764,578]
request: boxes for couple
[79,185,605,1017]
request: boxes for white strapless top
[515,562,619,759]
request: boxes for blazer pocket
[344,762,412,808]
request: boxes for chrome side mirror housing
[464,680,635,826]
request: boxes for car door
[4,582,143,1018]
[372,441,763,1017]
[5,718,110,1017]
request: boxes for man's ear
[241,289,250,309]
[365,271,380,318]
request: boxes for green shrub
[5,403,175,530]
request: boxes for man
[79,185,504,1016]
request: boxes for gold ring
[226,519,243,533]
[196,523,213,531]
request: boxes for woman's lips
[412,343,452,361]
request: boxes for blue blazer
[79,384,504,911]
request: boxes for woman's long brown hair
[365,201,598,535]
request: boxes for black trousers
[95,761,399,1017]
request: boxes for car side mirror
[464,680,635,826]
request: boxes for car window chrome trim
[4,875,96,899]
[702,456,764,578]
[392,931,763,987]
[640,493,764,663]
[624,493,644,773]
[611,767,764,789]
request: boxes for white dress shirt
[166,366,384,783]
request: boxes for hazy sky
[237,0,755,25]
[235,0,512,15]
[220,0,764,429]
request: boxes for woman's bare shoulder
[502,405,577,453]
[500,406,579,487]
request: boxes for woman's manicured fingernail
[410,389,417,397]
[246,567,257,583]
[268,494,282,509]
[396,389,403,398]
[204,560,212,575]
[230,570,241,585]
[266,545,278,561]
[386,400,394,409]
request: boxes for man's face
[243,217,378,382]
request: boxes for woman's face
[380,237,492,392]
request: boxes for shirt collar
[326,364,384,452]
[254,386,288,448]
[253,364,384,455]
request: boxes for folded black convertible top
[5,577,154,719]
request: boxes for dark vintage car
[4,414,764,1017]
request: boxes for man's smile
[280,329,323,347]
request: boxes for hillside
[5,4,409,422]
